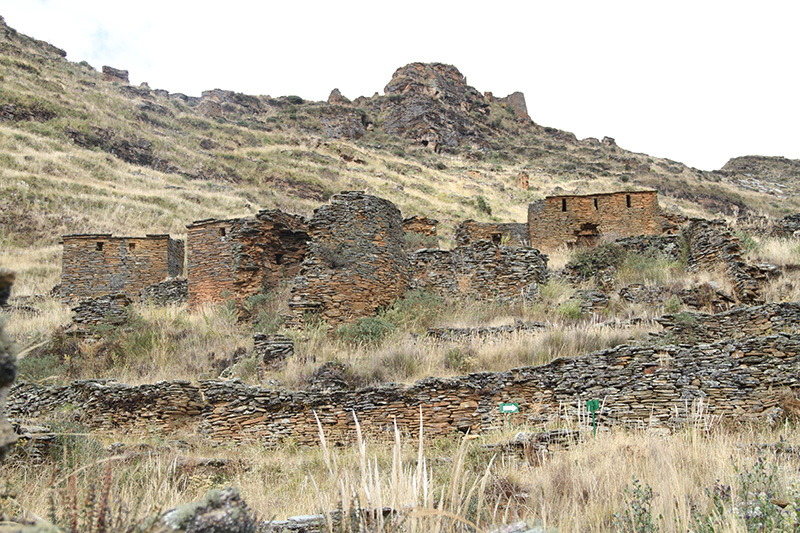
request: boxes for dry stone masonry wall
[528,191,661,250]
[61,234,184,302]
[657,302,800,344]
[408,240,548,302]
[289,192,410,325]
[9,332,800,445]
[187,210,308,307]
[455,220,529,247]
[682,219,777,303]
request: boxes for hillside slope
[1,14,798,254]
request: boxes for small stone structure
[454,220,529,247]
[71,293,132,327]
[408,240,548,302]
[60,234,184,302]
[102,65,129,84]
[289,192,410,325]
[0,269,18,460]
[528,190,661,250]
[186,210,308,307]
[9,332,800,445]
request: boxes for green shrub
[567,243,626,280]
[382,289,444,331]
[335,316,395,347]
[475,195,492,215]
[663,295,683,314]
[556,299,583,321]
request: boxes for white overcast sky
[1,0,798,171]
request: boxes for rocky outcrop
[102,66,129,84]
[160,487,258,533]
[497,91,530,121]
[64,126,173,171]
[327,88,351,105]
[0,269,18,460]
[319,106,366,139]
[382,62,491,151]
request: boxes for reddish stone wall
[528,191,661,250]
[60,234,183,302]
[187,210,308,307]
[454,220,529,247]
[289,192,409,324]
[402,216,438,237]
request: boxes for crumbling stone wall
[402,216,438,237]
[139,278,188,306]
[455,220,529,247]
[289,192,409,324]
[187,210,308,306]
[657,302,800,344]
[71,293,132,328]
[682,219,775,303]
[528,190,661,250]
[9,333,800,445]
[408,240,548,302]
[60,234,184,302]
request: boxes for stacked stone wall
[9,334,800,445]
[657,302,800,344]
[528,191,660,250]
[402,216,438,237]
[187,210,308,306]
[682,219,772,303]
[60,234,183,302]
[408,240,548,302]
[289,192,409,324]
[454,220,528,247]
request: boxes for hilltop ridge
[1,14,799,251]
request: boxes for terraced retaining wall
[657,302,800,343]
[9,333,799,446]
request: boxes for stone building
[454,220,529,247]
[60,234,184,302]
[528,190,661,250]
[186,210,308,307]
[289,191,410,325]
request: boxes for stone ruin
[288,191,410,325]
[8,325,800,446]
[455,220,529,247]
[60,234,184,302]
[0,269,17,460]
[528,190,663,250]
[186,210,309,307]
[408,240,548,302]
[102,65,129,84]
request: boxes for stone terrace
[9,332,799,446]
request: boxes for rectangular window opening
[593,198,598,210]
[562,198,567,212]
[128,242,136,250]
[96,242,104,251]
[626,194,632,208]
[219,227,226,237]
